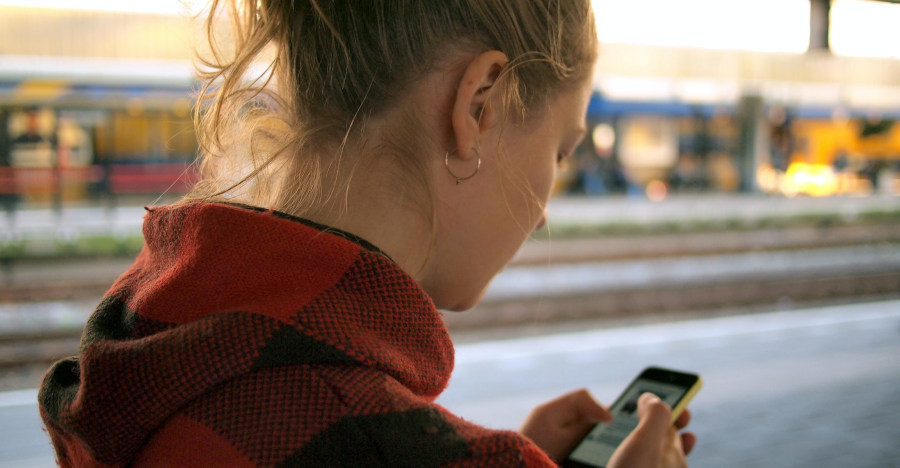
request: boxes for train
[561,95,900,199]
[2,58,899,206]
[0,57,197,205]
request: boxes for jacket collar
[130,202,455,397]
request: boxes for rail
[2,236,899,376]
[3,268,899,372]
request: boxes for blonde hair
[187,0,597,217]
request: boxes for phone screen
[565,368,698,468]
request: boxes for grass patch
[1,234,143,261]
[534,207,900,241]
[859,209,900,223]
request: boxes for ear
[451,50,509,161]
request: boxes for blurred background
[0,1,898,466]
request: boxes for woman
[39,0,694,466]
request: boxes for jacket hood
[39,202,454,466]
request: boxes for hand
[607,393,696,468]
[520,389,612,462]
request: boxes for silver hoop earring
[444,149,482,185]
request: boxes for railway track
[1,223,899,385]
[0,331,80,369]
[3,221,899,303]
[3,266,898,379]
[453,269,900,332]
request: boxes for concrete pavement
[440,299,900,468]
[3,299,899,467]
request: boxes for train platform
[3,299,899,467]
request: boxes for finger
[674,408,691,429]
[635,393,672,439]
[681,432,697,455]
[562,388,613,424]
[524,388,610,432]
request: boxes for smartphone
[562,366,702,468]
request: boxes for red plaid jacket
[39,202,554,467]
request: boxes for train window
[162,116,197,160]
[618,116,679,187]
[92,111,195,163]
[6,108,56,167]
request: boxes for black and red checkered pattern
[38,202,555,467]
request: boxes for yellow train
[761,116,900,197]
[560,97,900,199]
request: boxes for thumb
[606,394,678,468]
[635,393,672,439]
